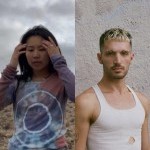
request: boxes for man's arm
[141,115,149,150]
[75,90,95,150]
[137,92,150,150]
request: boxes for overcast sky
[0,0,75,73]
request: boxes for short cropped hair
[99,28,132,52]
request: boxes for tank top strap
[92,84,107,107]
[126,85,140,104]
[126,85,145,112]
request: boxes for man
[75,28,150,150]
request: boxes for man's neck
[98,76,128,94]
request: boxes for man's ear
[97,52,103,64]
[131,52,134,60]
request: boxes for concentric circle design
[23,103,52,133]
[15,90,63,148]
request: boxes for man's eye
[121,51,129,56]
[105,51,114,56]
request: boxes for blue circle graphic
[15,90,63,148]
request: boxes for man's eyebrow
[105,49,114,52]
[121,49,130,51]
[105,49,130,51]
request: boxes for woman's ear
[97,52,103,64]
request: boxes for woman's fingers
[15,44,26,53]
[42,40,56,48]
[42,40,60,56]
[9,44,26,68]
[48,37,56,46]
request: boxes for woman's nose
[33,50,40,57]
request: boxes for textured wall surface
[76,0,150,98]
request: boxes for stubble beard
[104,67,129,80]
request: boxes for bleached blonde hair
[99,28,132,52]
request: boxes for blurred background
[76,0,150,97]
[0,0,75,150]
[0,0,75,73]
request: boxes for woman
[0,25,75,150]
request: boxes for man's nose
[114,54,121,64]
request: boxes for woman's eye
[39,48,45,51]
[27,49,33,52]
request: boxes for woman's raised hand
[42,37,61,57]
[9,44,26,68]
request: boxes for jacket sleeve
[0,65,17,110]
[51,54,75,102]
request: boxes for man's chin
[113,76,125,79]
[112,74,126,79]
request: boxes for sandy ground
[0,101,75,150]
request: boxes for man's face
[98,40,134,80]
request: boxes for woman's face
[25,36,50,73]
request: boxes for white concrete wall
[76,0,150,98]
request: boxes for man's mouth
[112,66,124,71]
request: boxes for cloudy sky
[0,0,75,73]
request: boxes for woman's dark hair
[13,25,61,101]
[18,25,61,81]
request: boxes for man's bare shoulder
[135,91,150,114]
[76,87,96,103]
[75,87,97,114]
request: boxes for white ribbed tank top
[87,85,145,150]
